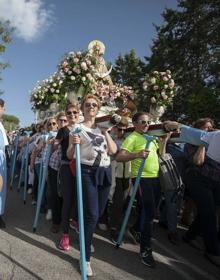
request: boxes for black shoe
[0,216,6,228]
[140,248,156,268]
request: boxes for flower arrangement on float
[143,70,176,122]
[58,51,98,96]
[30,41,137,124]
[30,72,65,110]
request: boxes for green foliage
[145,0,220,122]
[0,20,13,94]
[2,114,20,131]
[111,49,146,109]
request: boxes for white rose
[164,84,168,89]
[82,77,86,82]
[161,90,166,98]
[86,60,91,66]
[143,81,148,90]
[162,94,168,100]
[153,71,159,75]
[68,71,72,75]
[167,74,171,79]
[163,76,169,82]
[86,73,93,80]
[150,77,156,84]
[151,97,156,103]
[153,85,159,91]
[166,70,171,75]
[73,58,79,63]
[50,88,55,93]
[81,62,87,70]
[70,76,75,80]
[59,80,63,85]
[169,80,175,89]
[56,90,60,93]
[53,83,57,87]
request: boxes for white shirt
[0,122,8,147]
[79,124,110,167]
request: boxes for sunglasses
[137,120,151,125]
[66,110,79,116]
[59,119,67,122]
[85,102,98,108]
[48,122,57,126]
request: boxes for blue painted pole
[72,127,87,280]
[33,144,52,232]
[10,134,19,188]
[23,142,30,204]
[116,134,157,248]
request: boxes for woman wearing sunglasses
[116,112,169,268]
[55,103,79,251]
[67,94,117,276]
[30,117,58,213]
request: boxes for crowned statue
[88,40,113,85]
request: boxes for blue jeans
[134,177,161,251]
[81,165,111,261]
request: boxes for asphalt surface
[0,184,219,280]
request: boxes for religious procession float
[30,40,177,129]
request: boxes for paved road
[0,186,219,280]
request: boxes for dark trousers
[186,171,220,255]
[81,166,110,261]
[60,164,77,234]
[134,177,161,251]
[109,177,130,230]
[48,166,62,225]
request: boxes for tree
[2,114,20,131]
[111,49,146,109]
[0,20,13,94]
[145,0,220,122]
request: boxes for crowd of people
[1,95,220,277]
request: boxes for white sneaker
[80,261,94,277]
[86,261,93,277]
[27,188,32,194]
[46,209,52,220]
